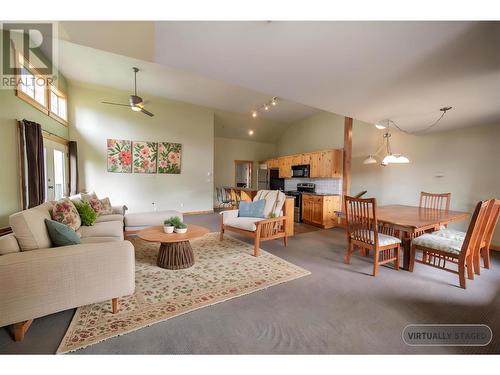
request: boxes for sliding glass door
[44,139,69,201]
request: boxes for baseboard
[183,210,214,215]
[491,244,500,252]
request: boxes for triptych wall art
[107,139,182,174]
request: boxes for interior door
[44,139,69,201]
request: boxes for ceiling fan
[101,67,154,117]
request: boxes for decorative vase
[174,227,188,234]
[163,225,175,234]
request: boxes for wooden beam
[342,117,353,211]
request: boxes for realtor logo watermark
[403,324,492,346]
[1,22,58,89]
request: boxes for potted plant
[168,216,188,234]
[163,217,175,233]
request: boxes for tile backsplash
[285,178,342,195]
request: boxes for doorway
[43,138,69,201]
[234,160,253,189]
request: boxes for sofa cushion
[52,198,81,231]
[0,233,21,255]
[77,220,124,240]
[224,217,264,232]
[253,190,286,218]
[45,219,81,247]
[9,202,54,251]
[239,199,266,218]
[95,214,124,223]
[80,236,122,244]
[412,233,463,254]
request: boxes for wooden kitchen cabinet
[310,150,343,178]
[278,156,292,178]
[291,154,302,166]
[301,194,341,229]
[266,158,279,169]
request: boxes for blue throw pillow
[239,199,266,218]
[45,219,81,247]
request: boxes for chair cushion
[351,230,401,246]
[52,198,81,231]
[224,217,264,232]
[0,233,21,255]
[9,202,54,251]
[77,220,124,240]
[431,228,466,241]
[239,199,266,218]
[412,233,463,254]
[45,219,81,247]
[253,190,286,218]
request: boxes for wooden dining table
[377,205,470,270]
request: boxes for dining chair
[216,187,233,209]
[344,196,401,276]
[409,199,491,289]
[419,192,451,210]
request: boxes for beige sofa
[0,202,135,341]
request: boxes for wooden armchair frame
[409,200,491,289]
[220,197,294,257]
[474,199,500,273]
[344,196,400,276]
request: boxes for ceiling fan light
[131,105,142,112]
[375,123,387,130]
[363,155,377,164]
[391,154,410,163]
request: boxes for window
[16,53,48,112]
[49,85,68,124]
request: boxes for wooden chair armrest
[255,216,287,227]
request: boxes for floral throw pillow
[100,197,114,215]
[51,198,81,231]
[88,197,105,216]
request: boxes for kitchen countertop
[301,192,341,197]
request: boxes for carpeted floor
[1,213,499,354]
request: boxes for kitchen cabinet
[278,156,292,178]
[291,155,302,166]
[266,158,279,169]
[302,194,341,229]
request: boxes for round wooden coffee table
[137,225,210,270]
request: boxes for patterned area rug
[57,233,310,353]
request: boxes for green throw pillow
[74,201,97,226]
[45,219,81,247]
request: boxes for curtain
[19,119,45,209]
[68,141,79,196]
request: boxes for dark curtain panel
[21,119,45,208]
[68,140,79,196]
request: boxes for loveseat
[0,201,135,341]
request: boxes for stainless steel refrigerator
[258,166,284,191]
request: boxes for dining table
[377,205,470,270]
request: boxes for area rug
[56,233,310,353]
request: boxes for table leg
[401,236,412,270]
[157,241,195,270]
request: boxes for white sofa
[0,202,135,341]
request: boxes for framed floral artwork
[157,142,182,174]
[133,141,158,173]
[107,139,132,173]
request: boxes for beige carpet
[57,233,310,353]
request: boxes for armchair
[219,190,294,256]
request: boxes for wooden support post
[11,319,33,342]
[342,117,353,211]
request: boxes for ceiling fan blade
[101,101,131,107]
[141,108,154,117]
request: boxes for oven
[285,183,316,222]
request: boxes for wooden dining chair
[476,199,500,271]
[409,200,491,289]
[420,192,451,210]
[344,196,401,276]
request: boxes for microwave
[291,164,310,178]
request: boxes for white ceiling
[153,21,500,132]
[56,40,320,127]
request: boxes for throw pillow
[238,199,266,218]
[81,191,98,203]
[88,197,104,216]
[74,201,97,226]
[51,198,81,231]
[45,219,81,247]
[100,197,113,215]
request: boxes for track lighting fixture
[251,97,278,118]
